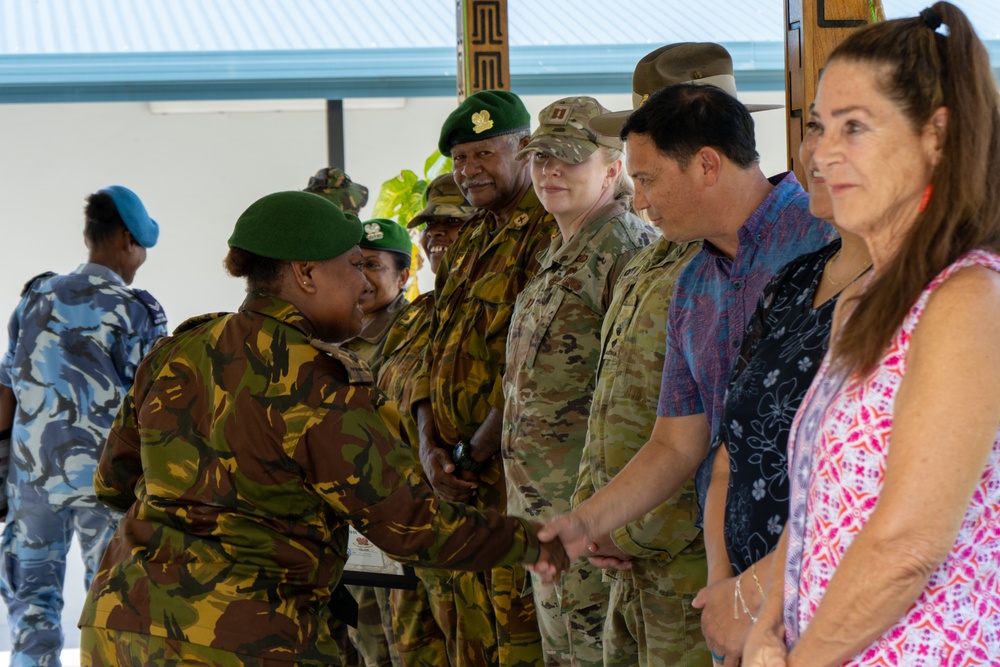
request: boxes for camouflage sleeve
[300,382,539,570]
[570,439,596,508]
[94,381,144,512]
[0,300,22,388]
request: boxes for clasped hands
[526,511,633,583]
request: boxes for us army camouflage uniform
[503,200,653,666]
[342,289,411,667]
[0,264,167,667]
[376,294,456,667]
[411,186,556,666]
[305,167,369,216]
[80,294,540,666]
[572,239,711,667]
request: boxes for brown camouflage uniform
[80,294,540,666]
[341,290,413,667]
[376,294,456,667]
[411,186,556,666]
[572,239,711,667]
[503,200,653,666]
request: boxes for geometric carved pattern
[456,0,510,101]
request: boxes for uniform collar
[239,292,318,340]
[466,185,543,244]
[541,199,628,270]
[353,291,410,345]
[75,262,125,285]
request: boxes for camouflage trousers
[528,565,608,667]
[0,501,118,667]
[388,568,453,667]
[81,626,314,666]
[603,577,711,667]
[346,584,402,667]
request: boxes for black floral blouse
[716,240,841,574]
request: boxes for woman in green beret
[78,191,567,666]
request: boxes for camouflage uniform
[80,294,541,666]
[573,239,712,667]
[343,291,411,377]
[375,294,455,667]
[412,187,556,666]
[341,289,412,667]
[305,167,369,216]
[502,200,653,666]
[0,264,167,667]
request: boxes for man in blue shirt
[0,185,167,667]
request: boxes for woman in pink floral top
[743,3,1000,666]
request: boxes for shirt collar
[541,199,628,270]
[701,171,803,261]
[75,263,125,285]
[466,185,542,244]
[353,291,409,344]
[239,292,318,340]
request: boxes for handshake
[527,511,633,582]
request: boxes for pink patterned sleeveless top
[784,250,1000,666]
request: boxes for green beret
[438,90,531,155]
[359,218,412,259]
[228,191,362,261]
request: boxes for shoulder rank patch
[131,289,169,327]
[310,339,374,385]
[20,271,56,296]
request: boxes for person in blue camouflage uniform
[0,185,166,667]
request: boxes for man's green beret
[359,218,412,259]
[438,90,531,155]
[228,191,362,261]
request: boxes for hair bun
[920,7,943,31]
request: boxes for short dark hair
[223,247,289,295]
[83,192,128,246]
[389,251,410,273]
[620,83,759,169]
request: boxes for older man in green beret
[410,90,557,667]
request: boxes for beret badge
[472,110,494,134]
[364,222,385,241]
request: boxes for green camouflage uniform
[503,200,652,666]
[341,290,412,667]
[411,187,556,667]
[80,294,540,666]
[376,294,456,667]
[572,239,711,667]
[305,167,369,216]
[343,291,410,378]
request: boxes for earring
[919,184,934,213]
[302,281,309,286]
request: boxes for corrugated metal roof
[0,0,996,103]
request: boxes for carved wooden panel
[785,0,884,185]
[456,0,510,101]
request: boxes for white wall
[0,89,786,347]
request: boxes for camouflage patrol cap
[359,218,412,259]
[438,90,531,155]
[228,191,362,261]
[304,167,369,216]
[515,97,622,165]
[407,174,477,229]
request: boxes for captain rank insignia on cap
[472,110,494,134]
[546,104,572,124]
[364,222,385,241]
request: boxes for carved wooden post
[785,0,884,185]
[456,0,510,101]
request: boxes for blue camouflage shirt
[0,263,167,507]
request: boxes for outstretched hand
[533,534,570,577]
[527,512,593,582]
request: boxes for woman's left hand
[693,576,754,665]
